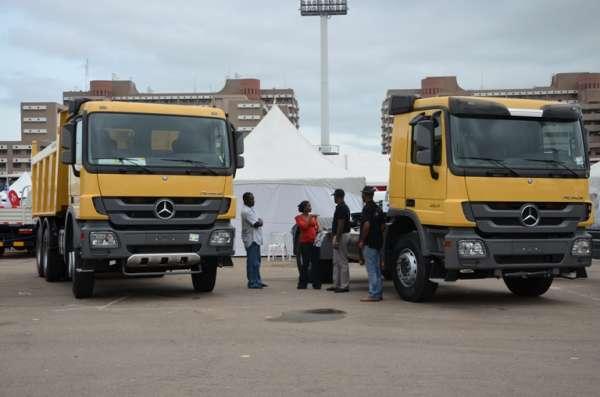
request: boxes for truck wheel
[191,259,217,292]
[391,232,437,302]
[35,222,44,277]
[43,222,63,282]
[503,276,553,297]
[320,259,334,284]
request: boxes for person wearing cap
[327,189,351,293]
[358,186,385,302]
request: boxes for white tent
[234,106,365,255]
[325,148,390,187]
[590,163,600,227]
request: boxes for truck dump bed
[31,134,70,218]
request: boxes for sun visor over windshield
[541,104,581,121]
[449,97,510,117]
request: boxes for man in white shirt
[241,192,266,289]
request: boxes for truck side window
[75,119,83,171]
[410,114,442,165]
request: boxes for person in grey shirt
[241,192,266,289]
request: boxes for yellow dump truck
[31,99,243,298]
[383,95,592,301]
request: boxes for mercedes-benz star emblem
[520,204,540,227]
[154,199,175,220]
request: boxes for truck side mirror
[235,130,245,155]
[236,155,245,169]
[234,129,245,169]
[61,122,76,165]
[414,120,434,166]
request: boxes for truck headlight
[458,239,487,258]
[209,230,233,246]
[90,231,119,249]
[571,239,591,257]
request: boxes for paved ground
[1,254,599,397]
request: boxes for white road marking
[97,296,129,311]
[551,286,600,303]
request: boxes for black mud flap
[576,267,588,279]
[217,256,234,267]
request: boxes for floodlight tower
[300,0,348,155]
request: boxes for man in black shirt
[327,189,351,293]
[358,186,385,302]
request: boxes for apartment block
[380,72,600,159]
[64,78,300,135]
[1,102,63,185]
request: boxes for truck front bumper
[78,221,235,262]
[443,228,592,270]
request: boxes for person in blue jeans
[241,192,267,289]
[358,186,385,302]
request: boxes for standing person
[295,200,321,290]
[327,189,351,293]
[358,186,385,302]
[241,192,267,289]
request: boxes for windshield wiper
[522,158,580,178]
[458,156,521,177]
[98,157,153,174]
[159,158,219,176]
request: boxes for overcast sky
[1,0,598,151]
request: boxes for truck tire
[35,222,44,277]
[191,259,217,292]
[503,276,553,297]
[391,232,437,302]
[43,221,63,282]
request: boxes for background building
[381,72,600,159]
[0,102,63,186]
[64,78,300,135]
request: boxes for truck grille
[495,254,564,265]
[463,202,587,237]
[127,244,202,254]
[95,197,229,229]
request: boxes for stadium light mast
[300,0,348,155]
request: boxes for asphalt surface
[1,254,599,397]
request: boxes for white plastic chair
[267,232,289,261]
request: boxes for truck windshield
[450,115,586,176]
[87,113,231,172]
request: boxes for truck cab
[31,99,244,298]
[384,95,592,301]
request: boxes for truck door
[404,110,447,220]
